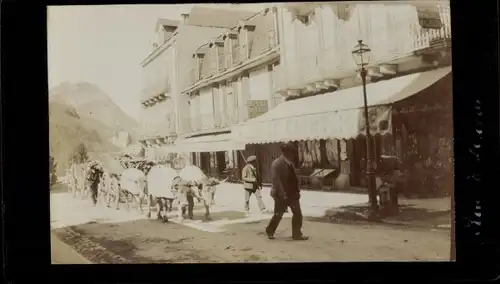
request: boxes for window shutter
[211,47,217,75]
[198,57,204,79]
[240,30,247,61]
[218,45,225,71]
[225,38,231,68]
[226,83,234,124]
[232,35,240,64]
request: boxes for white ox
[145,165,178,222]
[119,168,148,212]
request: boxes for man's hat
[246,155,257,163]
[280,142,297,153]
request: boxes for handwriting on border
[464,100,482,236]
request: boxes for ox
[119,168,148,213]
[145,165,178,222]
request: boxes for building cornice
[182,47,280,94]
[140,31,178,67]
[177,126,231,140]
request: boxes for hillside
[49,82,139,135]
[49,101,120,174]
[49,82,142,174]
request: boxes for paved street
[50,183,451,263]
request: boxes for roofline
[182,47,280,94]
[192,7,273,58]
[140,31,178,67]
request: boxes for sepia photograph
[48,1,453,264]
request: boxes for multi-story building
[138,6,255,163]
[176,7,281,178]
[233,1,453,195]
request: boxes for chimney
[181,13,189,24]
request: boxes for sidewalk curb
[51,223,129,264]
[51,232,93,264]
[324,208,452,230]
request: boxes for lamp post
[352,40,379,219]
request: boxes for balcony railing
[272,63,303,92]
[184,114,217,133]
[224,111,239,126]
[275,5,451,93]
[141,120,176,137]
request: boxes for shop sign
[247,100,269,119]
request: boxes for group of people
[242,143,308,241]
[72,142,309,241]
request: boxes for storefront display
[298,140,322,169]
[340,139,348,161]
[325,139,339,167]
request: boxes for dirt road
[52,216,450,263]
[51,185,451,263]
[51,232,92,264]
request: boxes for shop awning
[232,66,451,144]
[154,144,185,154]
[175,132,246,153]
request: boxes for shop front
[175,131,245,178]
[232,66,452,194]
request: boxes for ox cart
[99,155,155,212]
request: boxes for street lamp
[352,40,379,219]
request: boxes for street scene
[48,1,453,263]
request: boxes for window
[210,47,217,75]
[197,57,204,79]
[239,29,248,61]
[335,4,352,21]
[416,4,443,29]
[226,82,236,124]
[232,34,241,64]
[217,45,225,71]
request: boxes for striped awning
[175,132,245,153]
[232,66,451,144]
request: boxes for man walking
[265,143,308,240]
[173,178,203,222]
[242,155,267,216]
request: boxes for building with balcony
[233,1,453,196]
[175,7,282,178]
[138,6,255,162]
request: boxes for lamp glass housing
[352,40,371,67]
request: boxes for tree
[72,143,90,164]
[49,155,58,186]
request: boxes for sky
[47,4,266,121]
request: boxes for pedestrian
[265,143,308,241]
[242,155,267,216]
[174,178,203,221]
[86,161,103,206]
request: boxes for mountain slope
[49,101,119,174]
[49,82,139,134]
